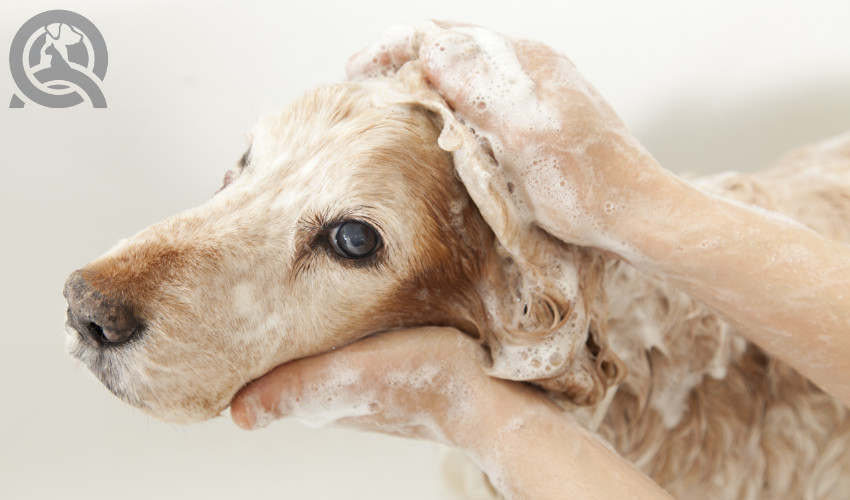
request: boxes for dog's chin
[65,328,233,424]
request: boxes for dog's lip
[65,320,101,349]
[66,329,153,412]
[64,321,78,338]
[64,321,89,348]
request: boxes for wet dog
[65,64,850,498]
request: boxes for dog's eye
[329,221,381,259]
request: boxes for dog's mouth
[66,322,150,410]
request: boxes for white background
[1,1,849,499]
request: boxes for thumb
[230,353,372,431]
[345,24,419,80]
[419,26,531,138]
[345,21,468,81]
[230,361,298,430]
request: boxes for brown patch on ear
[336,101,495,340]
[475,240,626,406]
[575,251,628,401]
[588,319,627,389]
[373,63,627,405]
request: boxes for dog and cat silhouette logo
[9,10,108,108]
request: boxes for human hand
[230,326,671,499]
[230,327,530,446]
[348,23,674,257]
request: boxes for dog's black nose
[64,270,143,346]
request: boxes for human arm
[231,327,672,500]
[348,23,850,405]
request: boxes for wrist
[450,382,673,499]
[439,376,535,446]
[590,134,689,263]
[442,379,562,479]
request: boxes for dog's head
[64,65,624,423]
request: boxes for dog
[64,61,850,498]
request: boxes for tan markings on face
[68,83,493,422]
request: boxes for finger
[420,27,560,145]
[230,332,418,430]
[345,24,420,80]
[230,361,300,430]
[231,349,378,430]
[419,28,494,125]
[230,328,476,431]
[345,21,480,81]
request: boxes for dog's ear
[380,62,626,405]
[475,229,626,406]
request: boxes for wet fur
[67,79,850,498]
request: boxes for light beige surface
[1,1,849,499]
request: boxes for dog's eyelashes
[329,220,381,259]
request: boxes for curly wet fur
[600,140,850,499]
[65,73,850,498]
[457,135,850,500]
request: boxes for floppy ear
[472,222,626,406]
[373,62,626,405]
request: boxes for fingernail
[251,405,274,429]
[232,394,273,430]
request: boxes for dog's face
[64,83,495,422]
[65,74,624,423]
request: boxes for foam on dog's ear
[475,230,626,406]
[375,62,625,405]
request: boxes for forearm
[232,328,673,498]
[449,382,673,500]
[607,160,850,404]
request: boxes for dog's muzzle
[63,270,144,347]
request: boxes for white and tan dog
[65,59,850,498]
